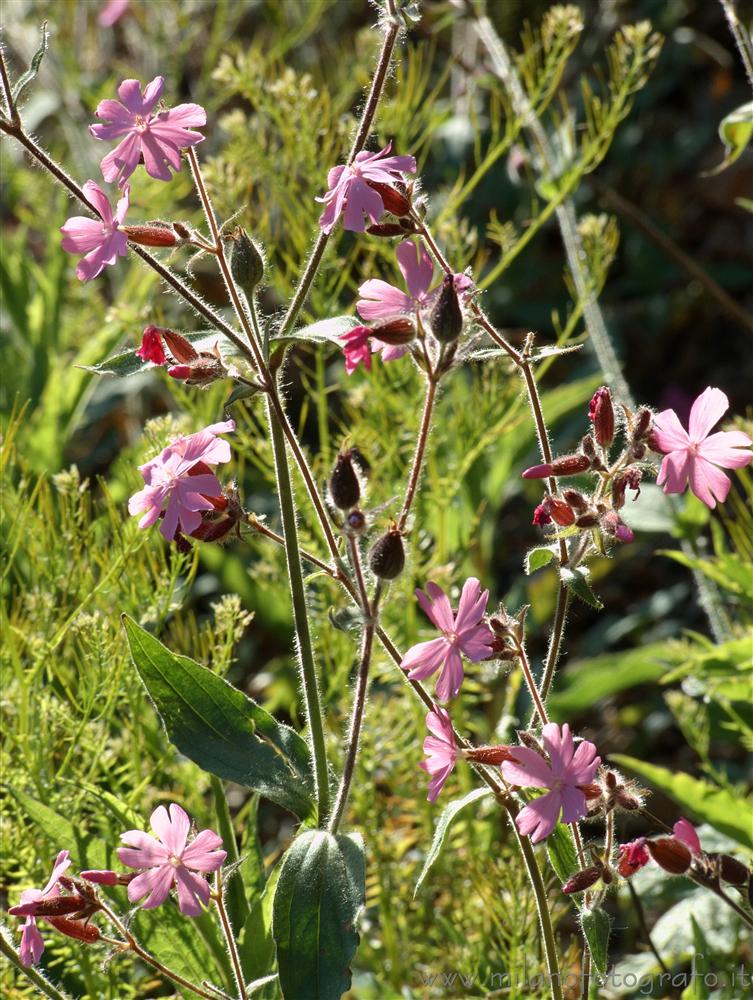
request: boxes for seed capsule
[430,274,463,343]
[588,387,615,447]
[328,450,361,510]
[369,526,405,580]
[225,226,264,295]
[648,836,692,875]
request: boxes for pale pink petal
[373,340,410,362]
[688,387,728,441]
[515,791,561,843]
[501,748,554,789]
[98,0,130,28]
[181,831,226,871]
[652,409,690,453]
[453,578,488,632]
[151,102,206,134]
[673,818,702,854]
[569,741,601,784]
[203,420,236,437]
[160,495,182,540]
[544,722,572,775]
[41,852,71,895]
[342,177,384,232]
[141,76,165,116]
[128,864,175,909]
[698,431,753,468]
[151,804,189,855]
[174,866,211,915]
[100,134,142,184]
[118,830,170,868]
[140,132,174,182]
[402,637,449,679]
[82,179,113,222]
[356,279,412,321]
[117,79,145,114]
[559,784,588,824]
[19,918,44,966]
[416,582,455,633]
[396,240,433,299]
[656,450,691,494]
[435,646,464,701]
[689,456,730,509]
[60,217,106,254]
[421,760,455,802]
[458,624,495,662]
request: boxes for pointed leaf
[123,615,315,819]
[12,22,49,104]
[525,545,557,575]
[414,788,492,896]
[581,907,611,975]
[561,566,602,609]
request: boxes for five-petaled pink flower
[652,387,752,509]
[9,851,71,966]
[420,708,459,802]
[60,180,129,282]
[128,420,235,540]
[316,143,416,234]
[401,578,494,701]
[118,804,226,916]
[340,325,373,375]
[357,239,473,361]
[501,723,601,843]
[90,77,206,187]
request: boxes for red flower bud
[563,865,603,894]
[464,745,516,765]
[136,326,168,365]
[47,917,101,944]
[617,838,650,878]
[123,223,178,247]
[365,180,412,217]
[648,836,692,874]
[370,317,416,346]
[162,328,199,364]
[551,454,591,476]
[588,387,615,447]
[366,223,409,237]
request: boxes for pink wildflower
[357,239,472,361]
[340,325,372,375]
[617,838,650,878]
[128,420,235,540]
[9,851,71,966]
[60,180,129,282]
[98,0,129,27]
[118,804,226,916]
[90,77,206,187]
[136,326,168,365]
[401,578,494,701]
[501,723,601,843]
[420,708,458,802]
[316,143,416,234]
[652,387,752,509]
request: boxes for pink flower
[98,0,129,26]
[501,723,601,843]
[9,851,70,966]
[90,77,206,187]
[316,143,416,234]
[60,180,129,282]
[136,326,167,365]
[340,325,372,375]
[118,804,226,916]
[401,578,494,701]
[128,420,235,540]
[673,817,702,855]
[652,387,752,509]
[357,239,472,361]
[420,708,458,802]
[617,838,650,878]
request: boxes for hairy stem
[397,377,437,531]
[212,871,248,1000]
[0,932,72,1000]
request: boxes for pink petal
[569,740,601,784]
[416,582,455,633]
[140,131,174,182]
[41,852,71,895]
[458,624,495,662]
[543,722,572,774]
[160,496,182,539]
[356,279,412,321]
[117,79,146,114]
[98,0,130,28]
[422,760,455,802]
[698,430,753,468]
[396,239,433,299]
[60,216,106,254]
[501,747,554,789]
[174,865,211,915]
[424,707,455,746]
[152,804,190,855]
[515,791,561,843]
[402,637,449,679]
[19,918,45,966]
[558,784,588,824]
[82,179,113,223]
[181,831,226,871]
[689,456,731,509]
[454,577,488,632]
[141,76,165,116]
[128,864,175,909]
[652,409,690,453]
[118,830,171,869]
[657,450,691,494]
[100,134,142,185]
[373,341,410,362]
[435,646,464,701]
[152,102,206,133]
[342,177,384,232]
[688,387,729,441]
[673,818,701,854]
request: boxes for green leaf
[238,859,281,990]
[274,316,360,347]
[8,787,113,871]
[226,381,260,407]
[12,22,49,104]
[525,545,557,575]
[414,788,492,896]
[707,101,753,175]
[560,566,602,609]
[272,830,365,1000]
[581,907,611,976]
[123,615,315,819]
[609,755,753,854]
[82,331,241,377]
[546,822,579,885]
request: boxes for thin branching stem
[397,376,437,531]
[212,871,248,1000]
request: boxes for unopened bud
[47,917,101,944]
[648,836,692,875]
[634,406,652,439]
[563,489,588,511]
[601,511,634,544]
[123,223,178,247]
[581,783,603,800]
[548,496,575,526]
[369,525,405,580]
[581,434,596,459]
[575,513,599,528]
[588,387,615,447]
[344,509,366,535]
[168,355,225,386]
[328,450,361,510]
[716,854,750,885]
[226,226,264,296]
[366,223,407,238]
[617,838,650,878]
[464,745,515,765]
[366,180,412,217]
[370,317,416,346]
[136,326,167,365]
[430,274,464,343]
[162,329,199,364]
[562,865,602,895]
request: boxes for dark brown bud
[123,223,178,247]
[47,917,101,944]
[365,180,412,217]
[562,489,588,511]
[369,525,405,580]
[614,788,641,811]
[551,454,591,476]
[562,865,603,895]
[648,836,692,875]
[345,509,366,535]
[716,854,750,886]
[370,317,416,346]
[631,443,646,460]
[168,354,225,386]
[588,387,615,447]
[225,226,264,295]
[612,475,627,510]
[173,221,191,239]
[430,274,464,344]
[516,730,544,755]
[581,434,596,459]
[328,450,361,510]
[366,223,407,238]
[464,745,516,765]
[634,406,652,438]
[575,513,599,528]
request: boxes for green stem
[212,871,248,1000]
[0,931,72,1000]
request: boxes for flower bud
[617,838,650,878]
[563,489,588,511]
[344,509,366,535]
[634,406,652,439]
[369,525,405,580]
[528,454,591,478]
[123,223,178,247]
[430,274,464,344]
[562,865,602,895]
[648,836,692,875]
[464,745,515,765]
[225,226,264,296]
[575,513,599,528]
[601,511,634,544]
[588,387,615,447]
[581,434,596,459]
[168,355,225,386]
[370,317,416,346]
[365,180,412,217]
[162,328,199,364]
[715,854,750,886]
[47,917,101,944]
[366,223,408,238]
[328,450,361,510]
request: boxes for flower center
[447,631,459,646]
[133,114,149,133]
[169,855,182,869]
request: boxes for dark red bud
[547,496,576,526]
[634,406,652,438]
[162,328,199,364]
[430,274,464,344]
[563,865,603,894]
[366,223,407,238]
[168,355,225,385]
[464,745,516,765]
[588,387,615,447]
[368,525,405,580]
[370,316,416,346]
[716,854,750,885]
[123,224,177,247]
[581,434,596,458]
[345,509,366,534]
[562,489,588,511]
[575,513,599,528]
[551,454,591,476]
[615,789,641,810]
[173,221,191,239]
[47,917,101,944]
[648,837,692,874]
[366,180,412,217]
[329,450,361,510]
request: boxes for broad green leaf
[414,788,492,896]
[12,21,49,104]
[581,907,610,976]
[560,566,602,609]
[274,316,360,347]
[239,860,281,991]
[82,331,242,377]
[123,616,315,819]
[548,641,687,719]
[546,822,579,885]
[610,755,753,854]
[525,545,557,575]
[272,830,365,1000]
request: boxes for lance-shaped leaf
[12,22,49,104]
[272,831,365,1000]
[414,788,492,897]
[581,907,611,976]
[123,616,315,819]
[272,316,361,348]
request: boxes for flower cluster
[8,805,225,966]
[61,77,206,281]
